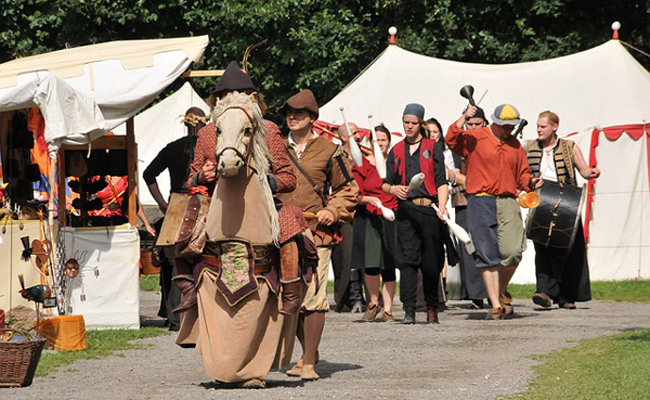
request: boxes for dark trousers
[157,257,181,330]
[396,202,444,311]
[332,222,364,310]
[534,222,591,303]
[456,206,487,300]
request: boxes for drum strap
[559,139,576,185]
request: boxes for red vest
[393,138,438,196]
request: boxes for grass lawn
[140,274,161,292]
[36,327,170,377]
[507,279,650,302]
[507,328,650,400]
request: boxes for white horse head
[212,92,272,178]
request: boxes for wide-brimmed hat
[210,61,257,95]
[278,89,319,118]
[491,104,521,126]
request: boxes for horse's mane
[212,92,279,246]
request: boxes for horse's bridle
[213,106,258,172]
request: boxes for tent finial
[611,21,621,40]
[389,26,397,45]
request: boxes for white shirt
[540,148,558,182]
[288,131,318,158]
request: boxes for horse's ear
[249,92,258,104]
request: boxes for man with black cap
[447,107,488,310]
[144,107,207,329]
[446,104,534,320]
[276,89,358,380]
[381,103,449,325]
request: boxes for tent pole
[126,117,137,227]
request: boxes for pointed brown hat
[278,89,319,119]
[211,61,257,95]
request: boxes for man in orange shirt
[446,104,535,320]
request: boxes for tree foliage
[2,0,650,118]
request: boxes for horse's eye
[243,127,252,136]
[216,127,222,136]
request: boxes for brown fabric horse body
[182,92,291,386]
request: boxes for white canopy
[112,82,210,205]
[0,36,209,155]
[321,39,650,139]
[321,39,650,283]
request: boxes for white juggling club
[376,203,395,221]
[406,172,425,192]
[431,203,472,244]
[339,107,364,168]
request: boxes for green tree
[2,0,649,117]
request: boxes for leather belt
[472,192,515,199]
[200,254,273,275]
[409,197,433,207]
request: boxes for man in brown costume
[276,89,359,380]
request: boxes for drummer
[446,103,534,320]
[525,111,600,310]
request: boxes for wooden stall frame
[57,118,138,226]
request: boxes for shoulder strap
[286,147,328,207]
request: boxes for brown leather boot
[279,241,302,315]
[280,281,303,315]
[171,274,197,314]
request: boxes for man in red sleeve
[446,104,535,320]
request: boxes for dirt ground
[3,291,650,400]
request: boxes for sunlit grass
[507,280,650,302]
[506,329,650,400]
[36,327,170,377]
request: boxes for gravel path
[3,291,649,400]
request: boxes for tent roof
[320,40,650,139]
[0,36,206,89]
[0,36,209,154]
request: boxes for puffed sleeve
[186,124,215,189]
[264,120,296,193]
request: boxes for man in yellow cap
[446,103,535,320]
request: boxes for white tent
[0,36,209,327]
[112,82,210,206]
[321,38,650,283]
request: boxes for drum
[525,180,586,249]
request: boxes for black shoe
[559,301,576,310]
[470,299,484,310]
[402,310,416,324]
[427,308,440,324]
